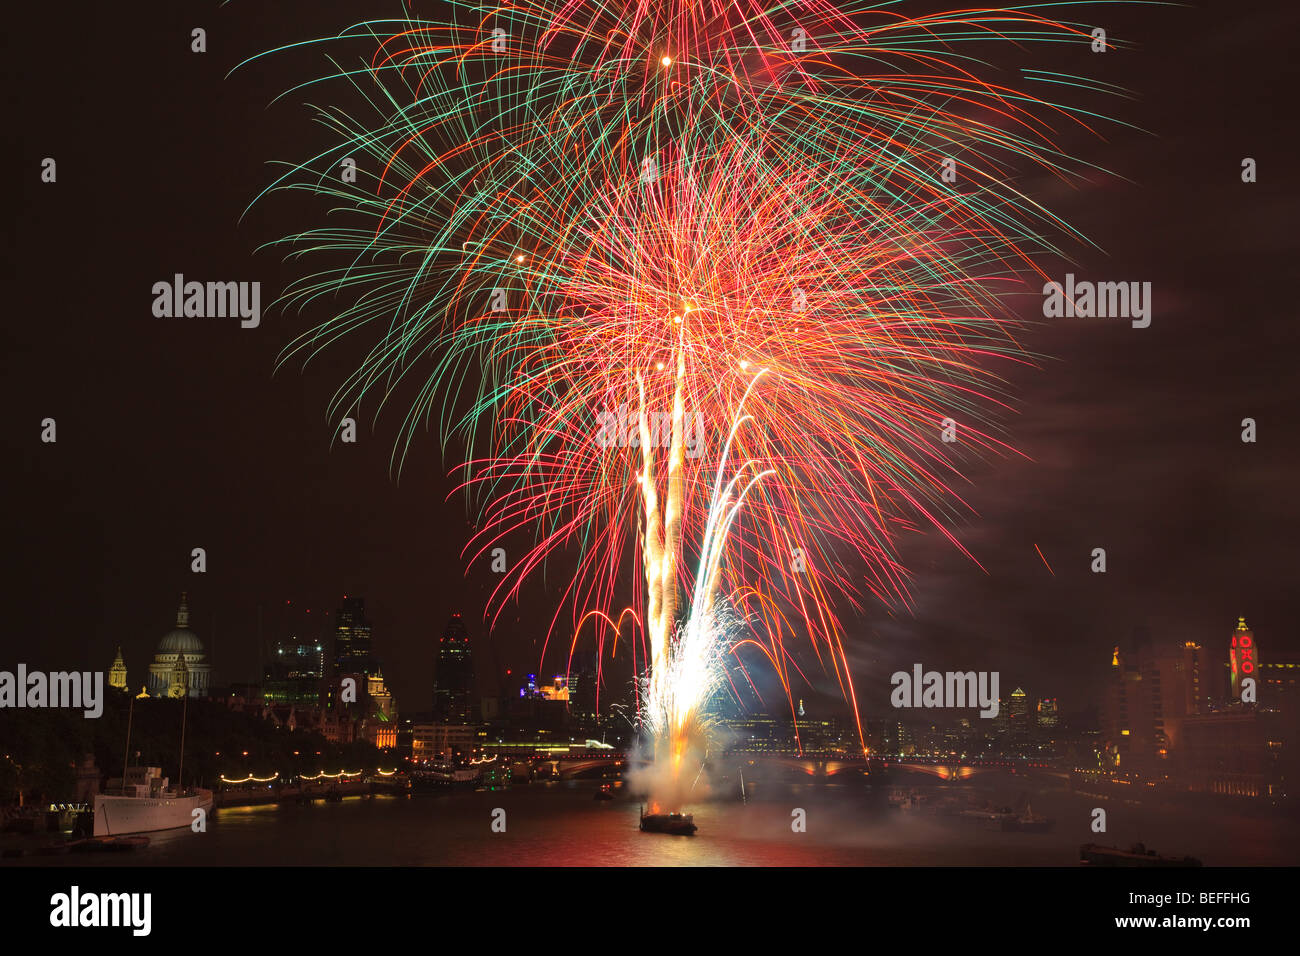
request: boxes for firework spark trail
[246,2,1129,797]
[451,134,1040,681]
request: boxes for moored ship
[93,767,213,837]
[410,759,482,791]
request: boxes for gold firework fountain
[635,354,771,809]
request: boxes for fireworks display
[249,1,1119,801]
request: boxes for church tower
[109,647,128,690]
[168,656,190,699]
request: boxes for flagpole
[121,693,135,788]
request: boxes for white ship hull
[93,789,214,836]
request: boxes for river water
[9,773,1297,867]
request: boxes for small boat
[1014,803,1055,833]
[639,806,697,835]
[594,784,615,801]
[1080,842,1202,867]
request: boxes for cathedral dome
[158,593,204,654]
[159,628,204,654]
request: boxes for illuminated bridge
[721,754,1062,781]
[479,746,1062,781]
[482,745,628,779]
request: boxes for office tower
[433,613,476,723]
[333,596,374,677]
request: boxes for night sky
[5,1,1298,720]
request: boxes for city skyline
[87,588,1288,729]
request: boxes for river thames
[9,774,1297,867]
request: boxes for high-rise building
[333,596,374,677]
[433,614,476,723]
[1009,688,1029,722]
[1036,697,1059,729]
[993,697,1010,735]
[1006,687,1031,752]
[264,637,326,705]
[1180,640,1213,715]
[1104,632,1200,770]
[569,652,599,723]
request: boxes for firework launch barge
[1080,843,1203,867]
[639,806,698,835]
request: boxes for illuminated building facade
[1229,617,1258,700]
[367,670,395,721]
[728,713,793,753]
[1007,688,1030,750]
[1179,710,1270,797]
[1009,688,1029,723]
[263,637,325,705]
[1180,641,1213,715]
[333,596,374,677]
[361,668,398,748]
[523,674,569,702]
[108,647,128,691]
[1256,661,1299,710]
[1036,697,1059,729]
[1103,619,1295,795]
[146,593,212,698]
[1103,634,1185,769]
[412,721,479,760]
